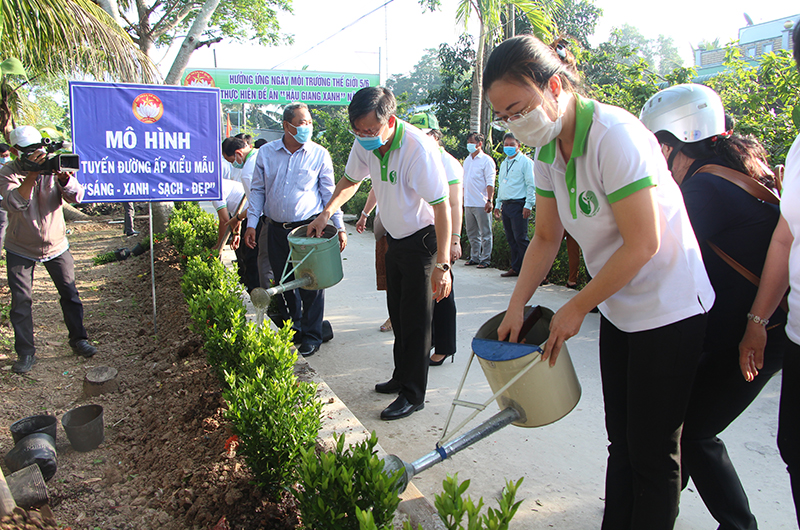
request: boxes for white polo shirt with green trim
[534,96,714,332]
[441,148,463,185]
[345,120,449,239]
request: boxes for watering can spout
[383,407,522,493]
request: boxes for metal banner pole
[149,203,157,335]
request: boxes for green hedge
[168,204,322,498]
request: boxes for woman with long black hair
[483,35,714,529]
[641,84,785,530]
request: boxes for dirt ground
[0,216,300,529]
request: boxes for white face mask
[506,104,563,149]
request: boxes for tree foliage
[607,24,683,77]
[114,0,293,56]
[387,49,442,107]
[707,48,800,165]
[1,0,158,137]
[1,0,157,83]
[426,35,475,160]
[551,0,602,49]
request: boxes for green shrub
[232,321,296,380]
[345,187,371,217]
[295,432,402,530]
[187,284,245,337]
[356,474,523,530]
[166,201,218,258]
[92,251,117,266]
[181,255,231,300]
[172,196,323,503]
[223,364,322,497]
[433,474,523,530]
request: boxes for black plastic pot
[10,415,57,444]
[6,464,48,508]
[130,242,148,256]
[3,433,57,482]
[61,404,104,452]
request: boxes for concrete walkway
[298,226,795,529]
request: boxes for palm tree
[456,0,558,136]
[1,0,158,135]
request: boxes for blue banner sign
[69,81,222,203]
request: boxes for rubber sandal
[380,318,392,332]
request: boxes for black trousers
[431,269,456,356]
[599,313,707,530]
[681,327,786,530]
[385,225,436,405]
[7,250,88,358]
[267,221,324,348]
[780,340,800,527]
[234,218,262,292]
[500,199,529,274]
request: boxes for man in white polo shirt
[308,87,452,420]
[462,132,496,268]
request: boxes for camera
[19,138,80,174]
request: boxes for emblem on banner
[184,70,215,88]
[132,93,164,124]
[133,94,164,123]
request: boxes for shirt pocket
[293,167,316,193]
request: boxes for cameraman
[0,126,96,373]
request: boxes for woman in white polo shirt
[483,35,714,530]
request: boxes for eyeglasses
[350,122,386,138]
[490,96,540,131]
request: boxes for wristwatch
[435,262,450,272]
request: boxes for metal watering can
[250,224,343,326]
[384,306,582,492]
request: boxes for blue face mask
[0,156,10,165]
[291,124,313,144]
[356,134,386,151]
[503,146,517,157]
[232,153,245,169]
[466,143,477,154]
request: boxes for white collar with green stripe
[372,119,406,183]
[537,94,595,219]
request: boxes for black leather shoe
[380,395,424,420]
[298,343,319,357]
[71,339,97,358]
[375,379,401,394]
[12,355,36,374]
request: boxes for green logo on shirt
[389,170,397,184]
[579,190,600,217]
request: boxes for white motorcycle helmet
[639,84,726,143]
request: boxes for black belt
[502,198,526,203]
[270,215,317,230]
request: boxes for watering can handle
[506,305,543,343]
